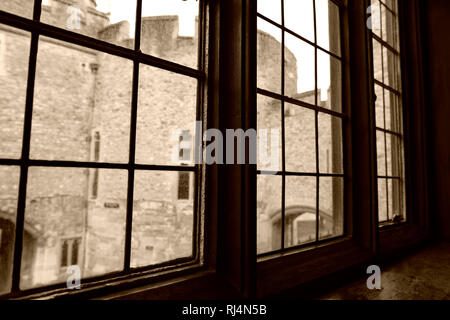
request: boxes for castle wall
[0,0,34,19]
[83,16,198,272]
[40,0,110,39]
[0,26,30,159]
[257,30,297,96]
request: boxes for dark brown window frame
[256,0,347,257]
[0,0,430,300]
[256,0,430,298]
[375,0,429,256]
[0,0,211,299]
[370,0,406,226]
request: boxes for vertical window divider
[280,0,286,251]
[124,0,143,272]
[11,0,42,294]
[313,0,320,242]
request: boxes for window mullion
[123,0,143,272]
[280,0,286,251]
[10,0,42,294]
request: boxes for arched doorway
[271,206,334,248]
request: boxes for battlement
[140,15,180,56]
[40,0,110,38]
[98,20,131,45]
[257,29,298,96]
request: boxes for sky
[96,0,199,36]
[258,0,334,95]
[95,0,335,95]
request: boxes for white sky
[95,0,334,95]
[96,0,199,37]
[258,0,334,95]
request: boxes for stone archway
[271,206,334,248]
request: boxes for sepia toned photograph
[0,0,449,310]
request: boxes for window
[0,0,206,297]
[256,0,345,255]
[177,171,190,200]
[0,0,429,300]
[60,238,81,268]
[91,131,100,199]
[0,33,5,76]
[369,0,406,225]
[255,0,428,299]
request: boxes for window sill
[100,270,237,300]
[257,237,373,298]
[379,222,429,256]
[8,259,208,300]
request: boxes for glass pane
[372,39,383,82]
[136,65,197,165]
[257,18,282,94]
[284,0,315,42]
[319,177,344,240]
[31,37,133,163]
[285,105,315,173]
[0,0,33,19]
[378,178,388,222]
[257,95,282,173]
[140,0,199,69]
[257,174,282,254]
[84,169,127,278]
[257,0,281,24]
[381,3,398,49]
[317,50,342,112]
[0,166,20,294]
[382,0,397,13]
[316,0,341,56]
[375,84,384,129]
[385,90,403,134]
[131,170,194,268]
[383,47,400,91]
[376,130,386,176]
[387,178,393,220]
[0,27,30,159]
[285,176,317,247]
[369,0,381,38]
[318,113,343,174]
[390,178,406,222]
[40,0,137,49]
[386,132,393,177]
[21,167,128,289]
[386,133,403,178]
[285,33,315,102]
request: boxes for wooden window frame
[376,0,429,256]
[0,0,429,300]
[256,0,347,257]
[0,0,213,299]
[256,0,430,298]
